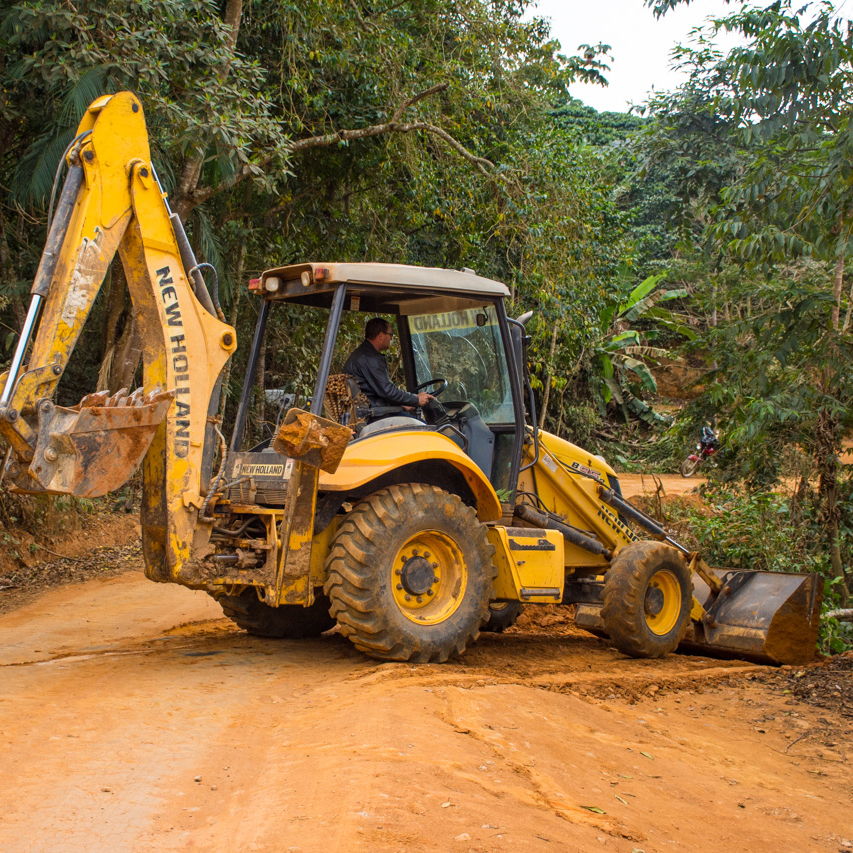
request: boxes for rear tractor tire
[324,484,496,662]
[600,541,692,659]
[215,588,336,639]
[481,601,523,633]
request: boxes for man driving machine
[344,317,434,414]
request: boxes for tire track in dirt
[1,555,850,852]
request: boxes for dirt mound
[653,355,708,401]
[777,653,853,719]
[0,510,140,613]
[511,603,577,635]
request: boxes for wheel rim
[391,530,467,625]
[644,569,682,635]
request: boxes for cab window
[407,304,513,425]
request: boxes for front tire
[215,588,336,638]
[600,541,692,658]
[680,456,699,477]
[324,484,496,662]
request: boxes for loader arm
[0,92,236,582]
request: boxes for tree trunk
[842,275,853,332]
[555,383,567,438]
[832,238,844,331]
[710,277,718,327]
[110,314,143,392]
[97,264,121,390]
[218,241,246,417]
[815,408,850,605]
[97,262,143,393]
[0,210,26,332]
[538,320,559,430]
[253,346,266,444]
[173,0,243,221]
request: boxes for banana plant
[596,272,693,424]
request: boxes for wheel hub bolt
[396,584,403,591]
[427,589,434,596]
[416,596,423,603]
[405,594,412,601]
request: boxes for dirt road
[1,561,850,853]
[618,473,705,499]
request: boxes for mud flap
[576,569,823,665]
[5,388,174,497]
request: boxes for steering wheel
[414,377,448,397]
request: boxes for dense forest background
[1,0,852,645]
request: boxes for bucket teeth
[106,387,128,408]
[78,390,110,408]
[75,387,170,411]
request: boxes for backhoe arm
[0,92,237,582]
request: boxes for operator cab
[230,263,528,496]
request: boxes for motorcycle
[680,426,719,477]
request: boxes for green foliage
[670,485,823,573]
[667,479,853,654]
[819,596,853,655]
[588,271,687,422]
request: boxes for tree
[2,0,635,450]
[640,0,853,601]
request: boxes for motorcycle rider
[699,425,720,453]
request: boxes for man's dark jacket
[343,340,418,407]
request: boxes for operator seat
[324,373,419,435]
[440,402,494,480]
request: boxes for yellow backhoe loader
[0,93,822,665]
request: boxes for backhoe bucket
[4,388,174,497]
[682,568,823,666]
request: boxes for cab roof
[255,262,511,307]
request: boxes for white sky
[528,0,745,113]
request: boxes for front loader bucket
[4,388,174,497]
[682,568,823,666]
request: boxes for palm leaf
[617,273,666,316]
[621,290,666,322]
[608,330,641,347]
[622,345,669,359]
[645,307,698,340]
[616,355,658,393]
[189,208,229,304]
[59,67,110,128]
[603,375,623,404]
[10,129,76,208]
